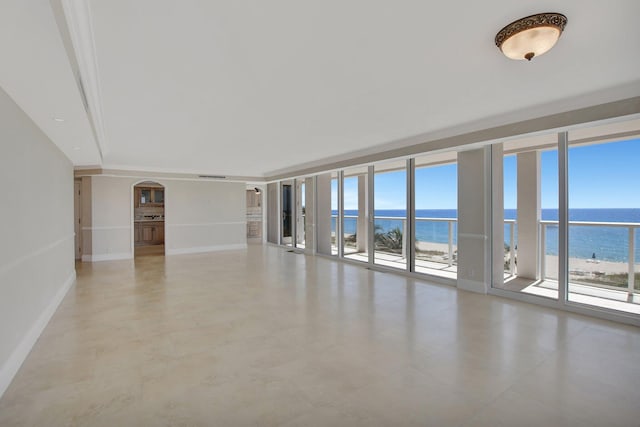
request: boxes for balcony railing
[331,214,639,295]
[540,220,638,294]
[336,215,459,266]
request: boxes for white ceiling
[2,1,640,177]
[0,0,101,165]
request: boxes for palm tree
[375,226,403,253]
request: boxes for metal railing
[331,214,639,294]
[540,220,638,294]
[335,214,459,267]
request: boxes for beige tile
[1,245,639,426]
[462,389,598,427]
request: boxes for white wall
[0,87,75,397]
[164,180,246,254]
[457,147,492,293]
[87,176,133,260]
[85,176,247,260]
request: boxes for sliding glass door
[342,166,369,263]
[281,181,293,246]
[330,172,339,255]
[493,137,559,300]
[492,121,640,320]
[567,138,640,314]
[413,153,457,279]
[373,161,407,270]
[296,180,306,248]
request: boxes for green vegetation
[578,272,640,291]
[375,226,403,253]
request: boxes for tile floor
[0,245,639,426]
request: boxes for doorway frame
[130,180,167,257]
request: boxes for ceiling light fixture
[53,117,65,122]
[495,13,567,61]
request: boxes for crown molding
[74,166,265,183]
[60,0,108,157]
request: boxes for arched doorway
[134,181,165,256]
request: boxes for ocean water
[332,208,640,263]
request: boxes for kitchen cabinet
[135,187,164,208]
[134,221,164,246]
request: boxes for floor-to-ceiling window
[491,120,640,321]
[296,180,306,248]
[373,160,407,270]
[413,153,457,279]
[281,181,293,247]
[494,136,559,300]
[503,153,518,280]
[270,117,640,323]
[330,172,339,255]
[567,137,640,314]
[342,166,369,263]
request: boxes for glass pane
[567,138,640,314]
[282,183,293,246]
[342,168,368,263]
[540,149,559,292]
[140,189,151,204]
[153,189,164,204]
[494,141,559,300]
[296,181,306,248]
[330,172,338,255]
[374,162,406,270]
[503,154,517,279]
[414,154,457,279]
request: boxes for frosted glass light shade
[495,13,567,61]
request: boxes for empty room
[1,1,639,426]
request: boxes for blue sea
[331,209,640,263]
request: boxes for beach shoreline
[408,240,632,277]
[345,235,633,276]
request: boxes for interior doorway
[134,181,165,256]
[281,182,293,246]
[246,187,263,242]
[74,179,82,260]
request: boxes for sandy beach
[415,241,631,277]
[415,241,453,255]
[544,254,629,278]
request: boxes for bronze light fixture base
[495,13,567,61]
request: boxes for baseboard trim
[0,270,76,399]
[166,243,247,255]
[458,278,487,294]
[83,252,132,262]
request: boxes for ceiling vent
[198,175,227,179]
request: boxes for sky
[506,138,640,209]
[332,138,640,211]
